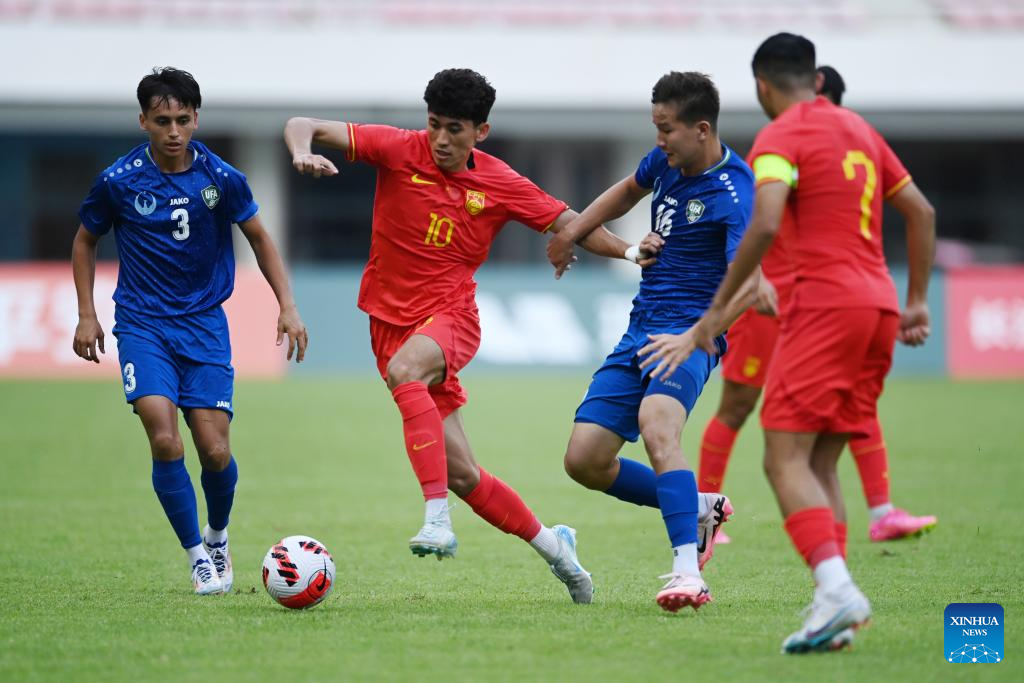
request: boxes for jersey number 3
[171,208,190,241]
[842,151,876,241]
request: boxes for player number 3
[171,208,190,241]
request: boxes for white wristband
[625,245,641,264]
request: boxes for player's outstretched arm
[546,210,659,278]
[546,175,651,274]
[693,181,788,353]
[71,225,105,363]
[888,181,936,347]
[283,117,346,178]
[237,215,309,362]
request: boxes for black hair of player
[423,69,496,126]
[817,65,846,105]
[651,71,720,132]
[137,67,202,113]
[751,33,816,91]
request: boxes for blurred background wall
[2,0,1023,379]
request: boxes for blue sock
[201,456,238,532]
[604,457,660,508]
[656,469,699,546]
[152,458,201,549]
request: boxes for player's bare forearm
[71,225,105,362]
[71,226,99,319]
[889,181,936,305]
[579,227,631,260]
[561,176,649,245]
[239,217,297,310]
[239,216,309,361]
[284,117,346,177]
[715,267,762,335]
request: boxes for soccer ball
[261,535,336,609]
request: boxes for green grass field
[2,375,1022,681]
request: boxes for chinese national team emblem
[201,185,221,209]
[465,190,486,216]
[685,199,705,224]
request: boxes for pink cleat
[656,574,712,613]
[697,494,733,570]
[714,530,732,545]
[869,508,937,542]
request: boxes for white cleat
[202,525,233,594]
[656,573,712,612]
[782,583,872,654]
[697,493,733,570]
[548,525,593,604]
[409,512,458,561]
[191,557,223,596]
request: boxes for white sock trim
[529,526,561,563]
[425,497,451,523]
[813,556,853,593]
[672,543,700,576]
[186,544,211,566]
[869,503,895,522]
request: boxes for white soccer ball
[261,535,336,609]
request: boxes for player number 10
[842,150,877,241]
[424,212,454,248]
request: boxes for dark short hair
[651,71,720,131]
[817,65,846,105]
[423,69,496,126]
[751,32,816,91]
[137,67,201,113]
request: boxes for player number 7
[842,150,877,241]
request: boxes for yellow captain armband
[753,154,798,188]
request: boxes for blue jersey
[632,144,753,323]
[79,141,258,316]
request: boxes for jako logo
[945,603,1003,663]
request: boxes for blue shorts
[575,311,718,442]
[112,305,234,418]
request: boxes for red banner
[0,264,285,379]
[946,267,1024,378]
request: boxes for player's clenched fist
[292,153,338,178]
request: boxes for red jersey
[347,124,568,326]
[749,96,910,312]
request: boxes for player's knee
[198,441,231,471]
[149,431,183,460]
[386,357,428,389]
[718,398,757,430]
[563,449,604,490]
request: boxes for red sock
[849,417,891,508]
[462,467,542,541]
[699,416,738,493]
[835,521,848,559]
[392,382,447,500]
[784,507,841,569]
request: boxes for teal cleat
[548,525,593,604]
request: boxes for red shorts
[761,307,899,438]
[721,307,782,388]
[369,307,481,420]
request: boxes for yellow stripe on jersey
[753,154,798,188]
[346,122,356,162]
[884,174,912,199]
